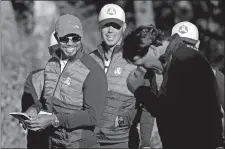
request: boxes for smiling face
[100,22,126,48]
[57,34,82,59]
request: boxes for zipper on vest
[52,60,68,96]
[106,55,122,75]
[104,48,117,74]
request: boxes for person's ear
[122,23,127,32]
[98,22,103,31]
[195,40,200,49]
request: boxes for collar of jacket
[158,34,185,97]
[159,34,184,66]
[93,42,122,60]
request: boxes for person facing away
[124,24,223,149]
[173,22,224,142]
[24,14,108,149]
[89,3,162,148]
[173,21,224,108]
[171,21,224,148]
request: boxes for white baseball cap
[98,4,125,27]
[171,21,199,45]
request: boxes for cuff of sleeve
[55,114,64,127]
[134,86,159,117]
[134,86,150,101]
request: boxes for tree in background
[11,0,35,35]
[133,1,155,26]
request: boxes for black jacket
[134,34,223,149]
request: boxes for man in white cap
[89,3,162,148]
[173,20,224,143]
[172,21,224,143]
[171,21,200,49]
[172,21,224,109]
[88,3,139,148]
[89,3,135,148]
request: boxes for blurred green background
[1,0,224,148]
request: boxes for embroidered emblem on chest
[114,67,122,76]
[63,77,71,86]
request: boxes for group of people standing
[20,3,224,149]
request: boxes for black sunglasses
[103,22,122,30]
[59,35,81,43]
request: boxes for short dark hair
[123,24,164,63]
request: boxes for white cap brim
[99,18,124,28]
[181,37,198,45]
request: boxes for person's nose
[67,38,74,45]
[108,26,113,32]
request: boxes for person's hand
[25,107,38,119]
[134,54,163,75]
[127,68,145,94]
[19,108,38,130]
[25,114,56,131]
[133,46,164,75]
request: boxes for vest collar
[159,34,183,66]
[93,42,122,60]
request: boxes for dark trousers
[100,142,128,148]
[27,130,49,149]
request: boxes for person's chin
[66,52,76,57]
[104,39,116,45]
[63,50,76,58]
[107,42,118,47]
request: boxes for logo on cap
[67,20,80,29]
[107,8,116,15]
[73,25,79,28]
[178,25,188,34]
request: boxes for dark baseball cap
[55,14,83,37]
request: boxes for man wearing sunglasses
[24,14,108,149]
